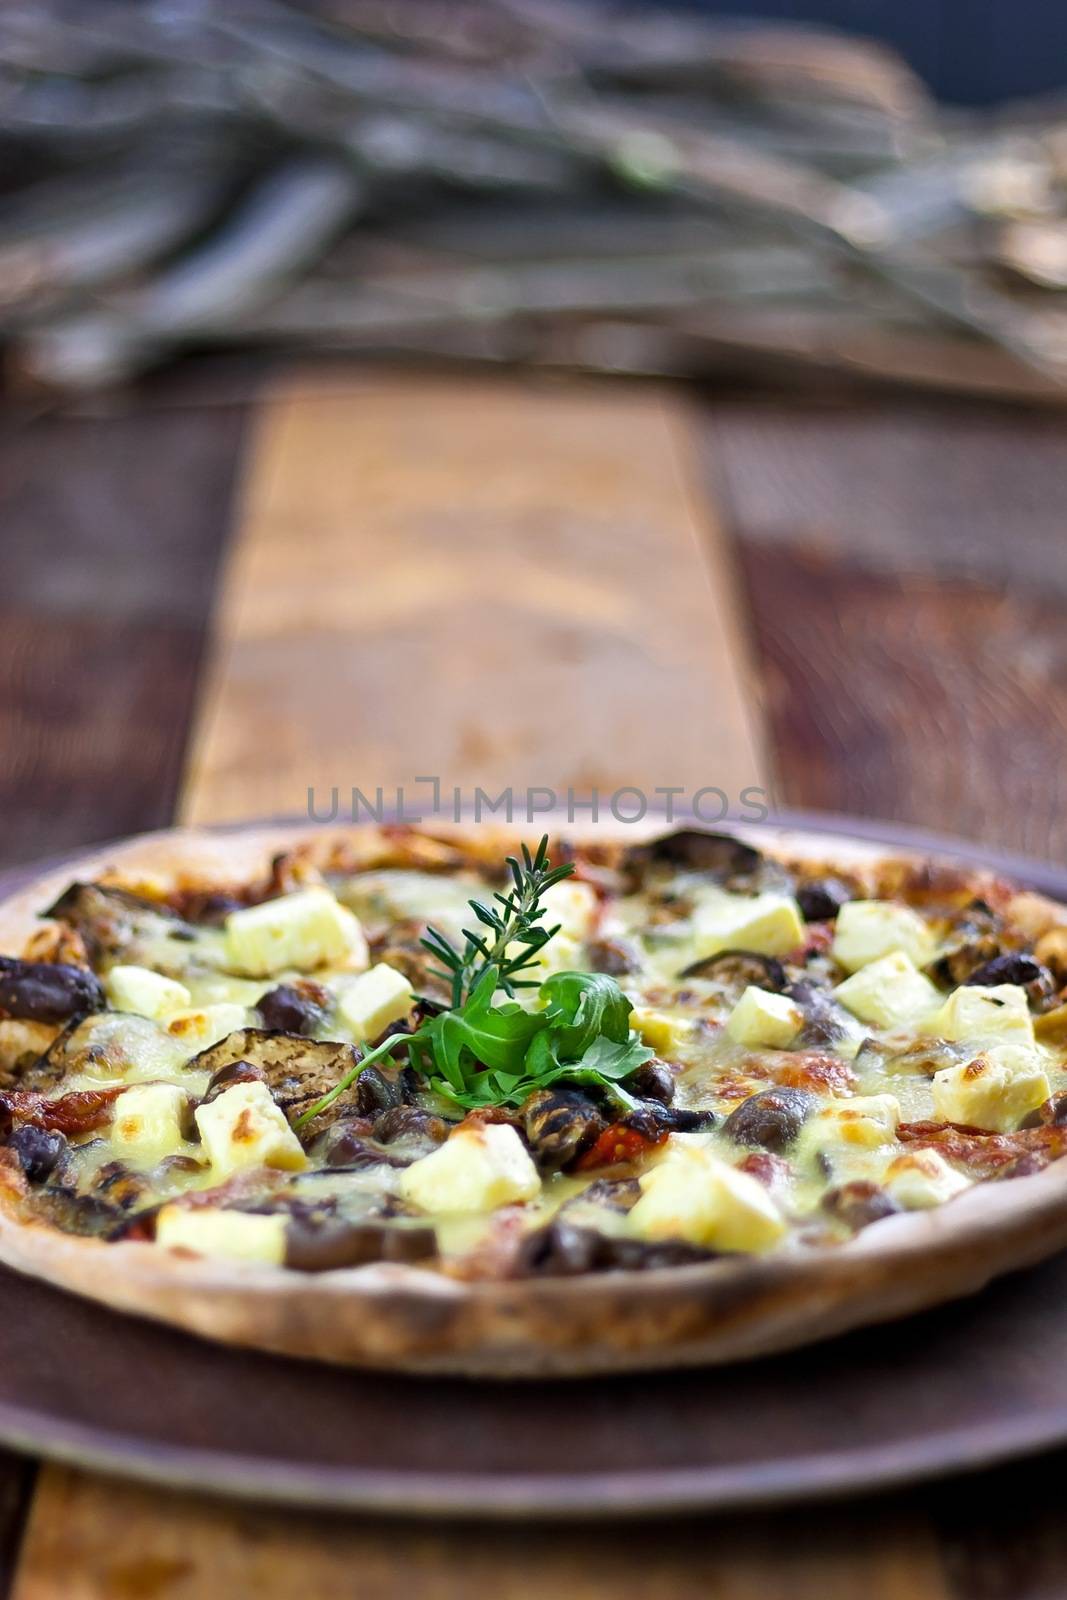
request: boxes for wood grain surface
[702,403,1067,861]
[3,367,1067,1595]
[0,402,245,870]
[14,1471,950,1600]
[182,371,767,824]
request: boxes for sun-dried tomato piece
[897,1119,1067,1179]
[574,1122,668,1172]
[0,1085,125,1136]
[736,1151,791,1190]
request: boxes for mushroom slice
[0,957,105,1024]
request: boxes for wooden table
[2,363,1067,1596]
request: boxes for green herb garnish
[420,833,575,1006]
[293,836,653,1129]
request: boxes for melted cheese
[21,850,1067,1269]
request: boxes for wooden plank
[0,395,248,1594]
[24,376,1059,1600]
[13,1471,950,1600]
[699,404,1067,860]
[702,402,1067,602]
[736,542,1067,861]
[0,402,246,868]
[0,1464,33,1600]
[181,370,768,825]
[12,368,778,1599]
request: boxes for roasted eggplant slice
[7,1125,67,1182]
[623,829,765,886]
[787,978,854,1047]
[516,1218,715,1276]
[964,953,1056,1009]
[33,1185,124,1238]
[624,1060,675,1105]
[43,882,203,975]
[928,900,1004,987]
[285,1215,436,1271]
[0,957,104,1024]
[10,1012,188,1096]
[585,936,640,977]
[187,1028,359,1127]
[678,948,788,990]
[371,1105,451,1153]
[256,982,328,1036]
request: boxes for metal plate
[1,813,1066,1518]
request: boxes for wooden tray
[3,815,1067,1518]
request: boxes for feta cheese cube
[725,985,803,1050]
[224,888,367,978]
[399,1123,540,1214]
[155,1205,286,1265]
[807,1094,901,1151]
[884,1149,971,1209]
[165,1002,248,1052]
[831,900,936,973]
[194,1080,307,1178]
[931,1046,1050,1132]
[834,952,940,1029]
[111,1082,188,1162]
[507,880,600,981]
[692,892,805,961]
[105,965,191,1020]
[925,983,1035,1046]
[334,962,413,1043]
[628,1143,785,1253]
[539,879,599,941]
[631,1007,692,1058]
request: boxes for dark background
[656,0,1067,103]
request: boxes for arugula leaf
[424,969,654,1112]
[538,970,635,1056]
[521,1020,652,1103]
[570,1032,654,1080]
[409,965,543,1093]
[295,841,660,1130]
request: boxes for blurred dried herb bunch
[3,0,1067,398]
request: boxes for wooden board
[0,401,244,870]
[181,371,768,824]
[8,370,1067,1595]
[14,1468,948,1600]
[699,403,1067,862]
[13,369,771,1598]
[4,859,1067,1524]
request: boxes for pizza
[2,819,1067,1376]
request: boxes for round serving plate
[1,810,1067,1518]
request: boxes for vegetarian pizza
[2,820,1067,1375]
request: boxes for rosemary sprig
[420,834,575,1006]
[293,835,577,1129]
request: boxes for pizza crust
[1,819,1066,1377]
